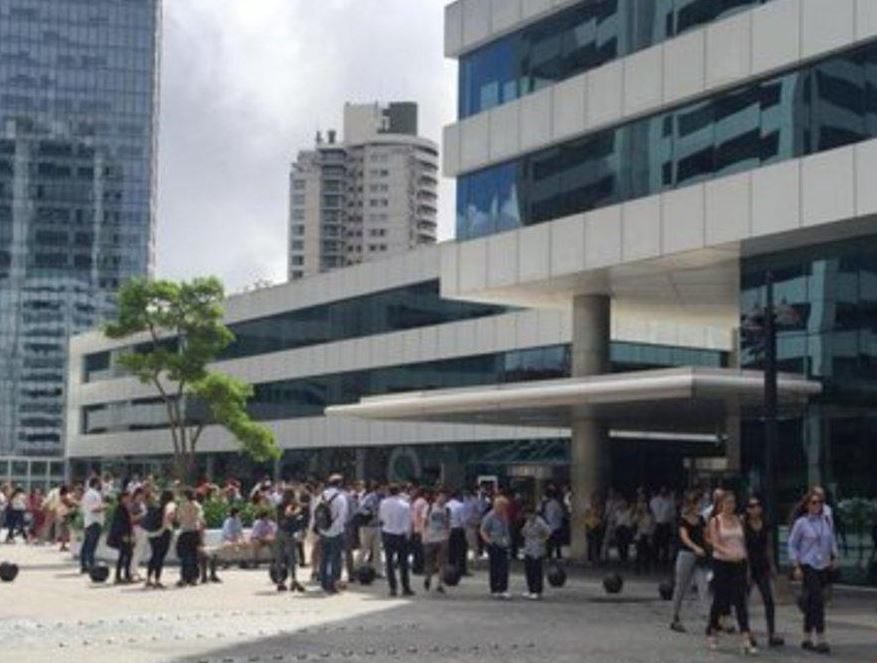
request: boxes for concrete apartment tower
[288,102,438,280]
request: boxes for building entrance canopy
[326,367,821,435]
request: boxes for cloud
[156,0,456,293]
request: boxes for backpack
[313,492,339,533]
[141,505,162,533]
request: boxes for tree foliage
[104,277,280,480]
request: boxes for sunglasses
[747,502,761,508]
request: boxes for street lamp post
[763,271,779,544]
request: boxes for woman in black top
[107,490,134,584]
[744,495,783,648]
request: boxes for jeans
[634,534,653,574]
[115,541,133,581]
[382,533,411,593]
[410,532,424,575]
[147,530,171,581]
[547,529,563,560]
[708,559,750,635]
[801,565,829,635]
[749,565,776,636]
[487,543,509,593]
[274,531,299,584]
[176,531,200,584]
[319,534,343,591]
[671,550,710,622]
[80,523,102,571]
[449,527,468,575]
[524,555,544,595]
[654,522,673,566]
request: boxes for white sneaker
[499,591,512,600]
[521,592,532,599]
[527,593,541,601]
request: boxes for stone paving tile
[1,545,875,663]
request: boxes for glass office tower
[0,0,160,455]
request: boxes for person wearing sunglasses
[743,495,784,648]
[788,488,838,654]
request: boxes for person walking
[128,487,148,581]
[541,487,565,560]
[422,489,451,594]
[410,487,428,575]
[744,495,783,648]
[275,489,307,592]
[316,475,348,594]
[4,487,29,544]
[145,490,176,589]
[650,487,677,567]
[633,497,655,575]
[379,484,414,597]
[107,490,134,584]
[79,478,105,573]
[355,482,382,575]
[481,496,512,599]
[175,489,204,587]
[788,488,838,654]
[669,491,711,633]
[520,504,551,600]
[613,498,634,565]
[447,491,468,576]
[706,492,756,655]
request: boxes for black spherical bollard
[546,563,567,588]
[0,562,18,582]
[442,564,461,587]
[356,565,377,585]
[658,581,674,601]
[89,565,110,583]
[603,573,623,594]
[269,564,289,586]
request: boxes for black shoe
[802,640,815,651]
[210,575,222,584]
[436,586,445,594]
[814,642,830,654]
[293,581,306,592]
[389,589,398,597]
[424,577,431,591]
[402,588,415,597]
[277,584,288,592]
[669,621,686,633]
[768,635,784,648]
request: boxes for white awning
[326,367,822,434]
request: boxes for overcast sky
[155,0,456,292]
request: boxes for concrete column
[569,295,611,560]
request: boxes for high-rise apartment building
[0,0,160,455]
[288,102,438,280]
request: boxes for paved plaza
[1,545,875,663]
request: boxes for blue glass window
[457,43,877,241]
[458,0,772,119]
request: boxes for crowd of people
[0,473,870,656]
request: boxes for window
[457,42,877,240]
[292,179,306,191]
[292,194,306,205]
[458,0,774,119]
[291,240,304,250]
[291,256,304,266]
[291,225,305,237]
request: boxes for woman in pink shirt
[706,491,756,656]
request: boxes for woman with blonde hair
[706,491,756,655]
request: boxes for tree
[104,277,280,481]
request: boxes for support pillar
[569,295,611,560]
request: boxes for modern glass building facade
[458,41,877,240]
[459,0,773,118]
[0,0,160,455]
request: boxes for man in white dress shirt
[317,474,349,593]
[379,484,414,597]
